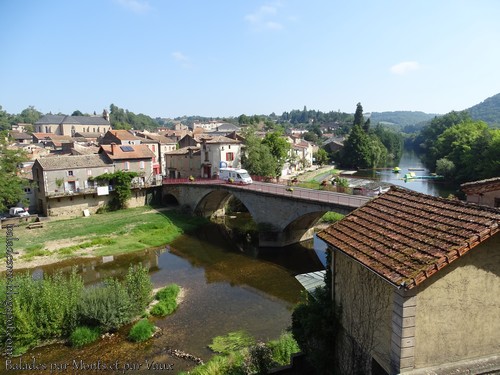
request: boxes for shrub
[267,332,300,365]
[128,319,155,342]
[321,211,345,223]
[243,342,274,374]
[78,279,132,331]
[70,326,100,348]
[125,264,153,317]
[155,284,180,301]
[150,299,177,317]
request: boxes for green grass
[1,206,207,259]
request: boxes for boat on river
[392,167,401,173]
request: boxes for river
[354,149,458,197]
[8,223,325,374]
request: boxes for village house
[32,154,114,216]
[164,146,201,178]
[174,134,243,178]
[98,144,159,186]
[9,130,32,144]
[99,129,142,145]
[31,133,76,151]
[135,131,177,175]
[34,112,111,136]
[288,137,315,173]
[318,186,500,375]
[200,135,243,178]
[461,177,500,208]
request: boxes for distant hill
[467,92,500,126]
[367,111,437,127]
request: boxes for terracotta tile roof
[99,144,154,160]
[105,130,142,141]
[317,186,500,290]
[36,154,110,170]
[203,135,240,144]
[165,146,200,155]
[461,177,500,194]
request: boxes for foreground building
[461,177,500,208]
[318,186,500,374]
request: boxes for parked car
[9,207,30,217]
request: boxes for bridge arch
[162,183,368,247]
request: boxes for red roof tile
[317,186,500,289]
[99,144,154,160]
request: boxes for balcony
[46,187,98,198]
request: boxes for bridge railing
[162,178,371,208]
[246,182,371,208]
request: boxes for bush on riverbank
[78,279,133,332]
[70,326,100,348]
[150,284,180,317]
[0,265,153,354]
[128,319,155,342]
[320,211,345,223]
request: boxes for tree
[241,127,277,177]
[435,158,456,179]
[338,124,373,168]
[262,130,291,178]
[13,106,42,125]
[313,149,329,166]
[353,102,364,127]
[0,106,12,131]
[71,110,84,116]
[0,132,29,211]
[91,170,138,209]
[303,131,319,144]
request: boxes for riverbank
[0,206,208,272]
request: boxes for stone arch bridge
[162,180,371,247]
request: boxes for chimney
[111,142,116,154]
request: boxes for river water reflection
[12,223,325,374]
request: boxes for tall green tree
[339,124,373,168]
[0,106,11,131]
[0,132,29,211]
[262,130,291,178]
[13,106,42,125]
[241,127,277,177]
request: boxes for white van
[219,168,253,184]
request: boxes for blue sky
[1,0,499,118]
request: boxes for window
[226,152,234,161]
[140,161,145,169]
[24,187,31,193]
[124,162,130,170]
[152,145,155,152]
[68,170,74,176]
[87,169,92,176]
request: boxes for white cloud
[390,61,421,75]
[171,52,192,68]
[114,0,151,13]
[245,2,285,31]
